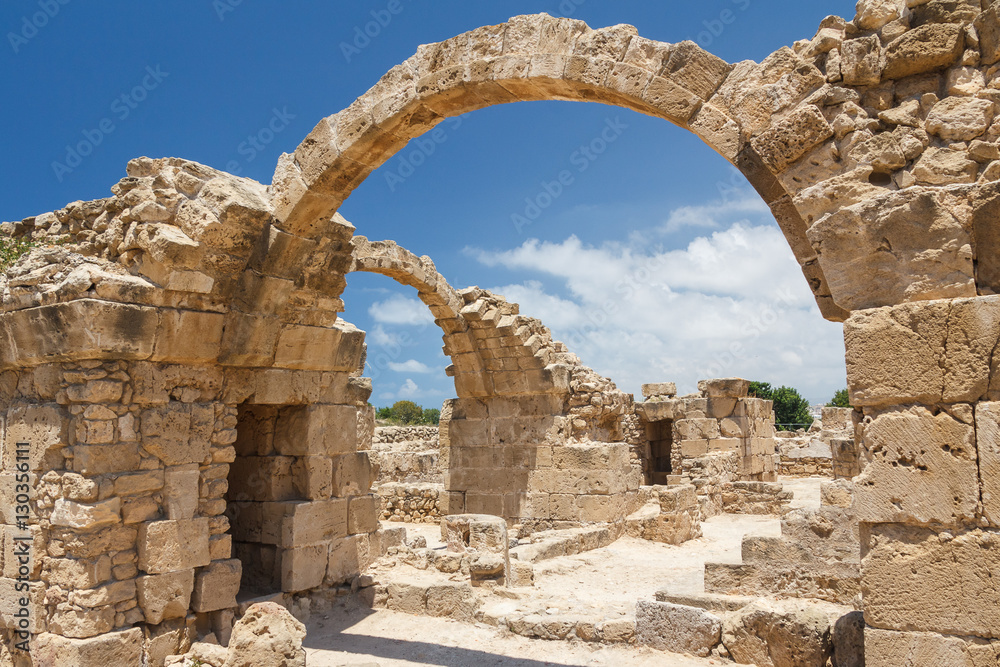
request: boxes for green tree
[375,406,393,421]
[747,381,813,430]
[826,388,850,408]
[390,400,423,424]
[422,408,441,425]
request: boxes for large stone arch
[5,4,1000,664]
[266,14,849,321]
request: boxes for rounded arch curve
[267,13,849,321]
[348,236,628,423]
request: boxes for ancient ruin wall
[5,1,1000,663]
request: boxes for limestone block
[226,456,297,502]
[163,465,200,520]
[697,378,749,398]
[48,605,115,638]
[752,105,834,173]
[926,97,995,142]
[675,418,720,440]
[863,524,1000,638]
[809,189,975,311]
[327,535,371,585]
[855,406,978,525]
[865,628,1000,666]
[3,404,65,471]
[192,559,241,612]
[976,402,1000,526]
[635,601,721,657]
[46,555,111,590]
[223,601,306,667]
[661,40,732,102]
[688,103,741,162]
[280,499,348,547]
[280,544,328,592]
[273,404,357,456]
[151,309,225,364]
[33,628,143,667]
[138,518,211,574]
[840,35,882,86]
[426,582,477,622]
[291,455,333,500]
[49,497,121,532]
[977,3,1000,66]
[882,23,964,80]
[0,578,45,633]
[137,570,194,624]
[641,382,676,399]
[722,597,843,667]
[332,452,375,497]
[854,0,900,30]
[348,494,379,535]
[143,618,196,667]
[140,404,214,466]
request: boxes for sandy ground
[303,476,823,666]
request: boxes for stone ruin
[3,0,1000,664]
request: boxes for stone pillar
[845,296,1000,664]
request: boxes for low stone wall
[780,457,834,476]
[378,482,445,523]
[373,425,440,445]
[719,481,794,515]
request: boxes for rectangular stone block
[138,519,211,574]
[226,455,297,502]
[331,452,374,497]
[33,627,143,667]
[855,406,980,525]
[975,402,1000,526]
[3,404,65,471]
[862,524,1000,639]
[163,465,200,520]
[865,627,1000,666]
[290,455,333,500]
[137,570,194,624]
[348,494,379,535]
[326,535,371,585]
[0,577,45,633]
[191,559,241,612]
[273,404,357,456]
[280,544,328,592]
[280,499,347,547]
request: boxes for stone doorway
[646,419,673,485]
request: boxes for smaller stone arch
[348,236,641,527]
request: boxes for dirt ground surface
[302,476,826,666]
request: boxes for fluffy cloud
[388,359,434,374]
[368,293,434,326]
[660,195,771,234]
[470,215,846,403]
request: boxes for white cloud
[660,195,770,234]
[398,378,420,398]
[388,359,434,374]
[370,325,398,347]
[368,294,434,326]
[472,220,846,404]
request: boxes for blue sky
[1,0,858,406]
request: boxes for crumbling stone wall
[8,1,1000,661]
[635,378,778,485]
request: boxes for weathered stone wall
[636,378,778,484]
[369,425,441,485]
